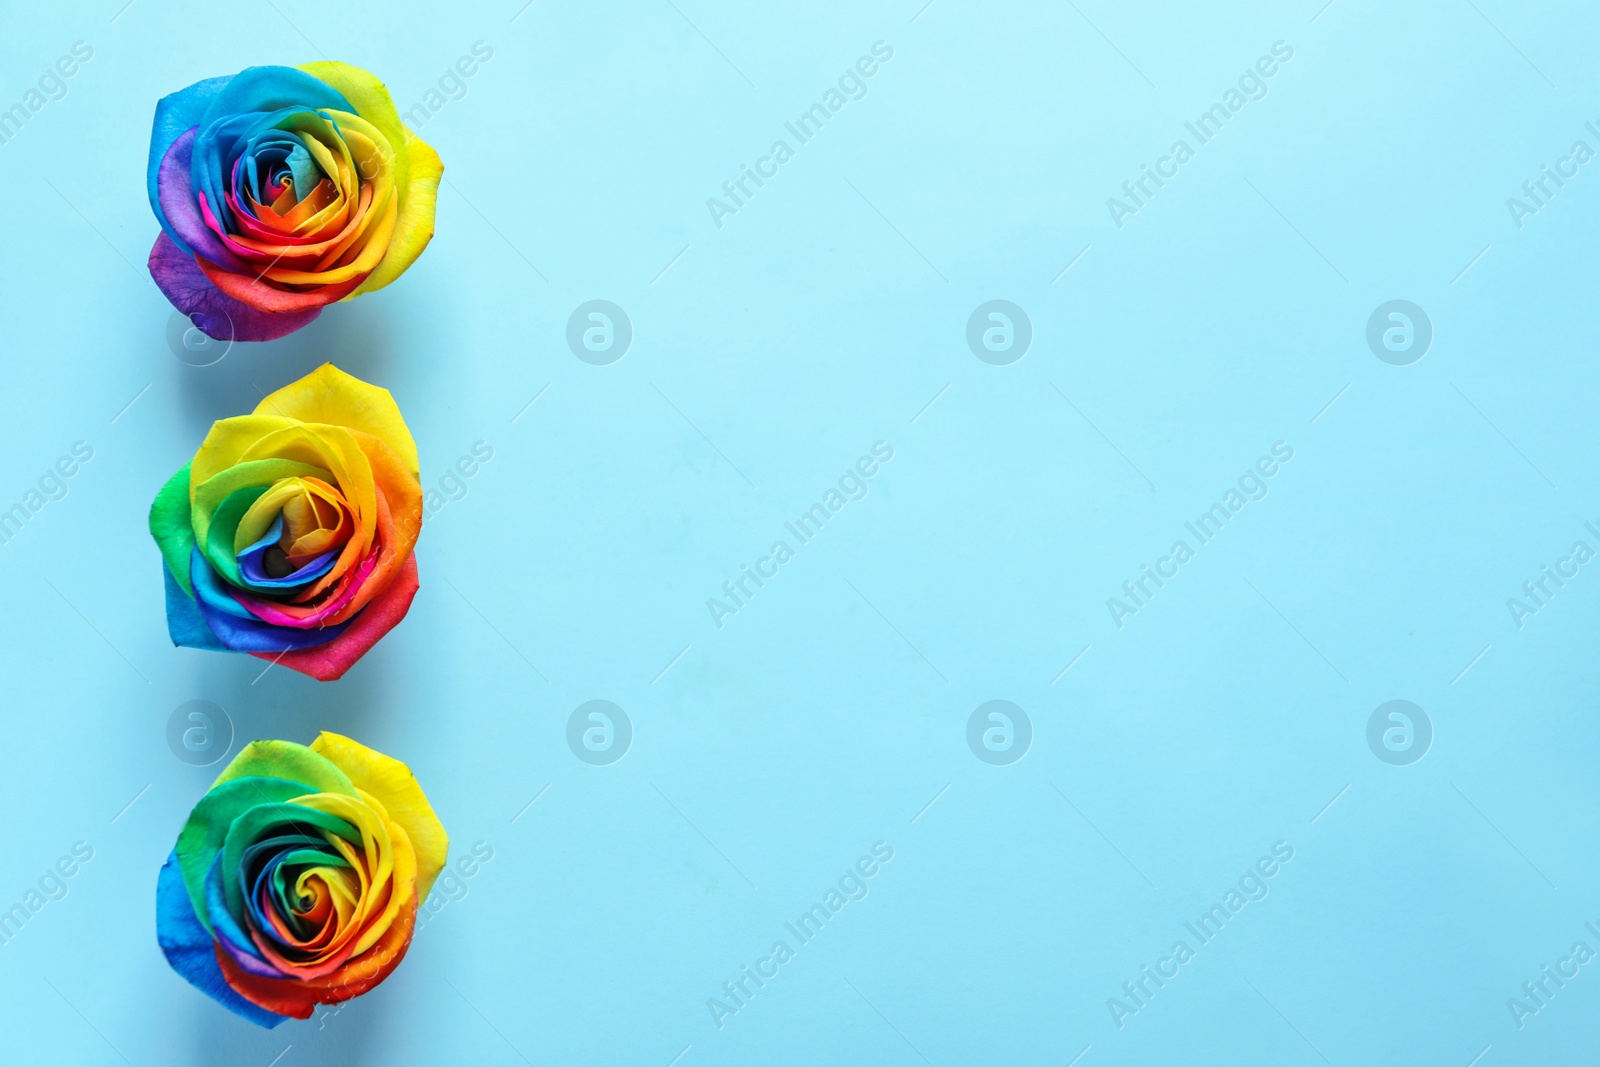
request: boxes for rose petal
[250,554,419,681]
[353,134,440,298]
[253,363,420,477]
[293,61,443,298]
[158,128,250,273]
[197,247,368,313]
[190,547,354,652]
[310,732,449,903]
[162,565,228,651]
[148,75,233,251]
[150,462,197,597]
[149,232,322,342]
[156,850,289,1029]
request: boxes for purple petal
[148,74,233,253]
[158,127,248,274]
[148,232,320,342]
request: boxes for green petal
[220,802,361,928]
[192,458,332,553]
[203,486,269,587]
[212,740,358,797]
[150,463,196,597]
[174,776,315,932]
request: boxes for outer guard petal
[250,554,419,681]
[150,463,197,597]
[156,850,288,1029]
[149,232,322,342]
[163,566,227,651]
[348,133,440,299]
[148,75,233,251]
[210,740,359,796]
[311,731,449,902]
[292,61,439,300]
[253,364,419,475]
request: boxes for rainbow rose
[149,364,422,681]
[147,62,442,342]
[157,733,447,1026]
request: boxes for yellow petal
[348,133,440,298]
[190,415,301,491]
[212,739,357,796]
[289,789,399,955]
[253,364,419,476]
[296,62,411,196]
[310,732,448,904]
[295,63,441,298]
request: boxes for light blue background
[1,0,1597,1063]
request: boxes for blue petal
[237,514,338,591]
[237,548,337,589]
[190,545,256,622]
[148,75,233,254]
[194,65,352,131]
[204,852,280,980]
[163,565,227,651]
[190,67,353,234]
[190,547,351,653]
[157,850,287,1029]
[231,514,339,592]
[239,515,283,558]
